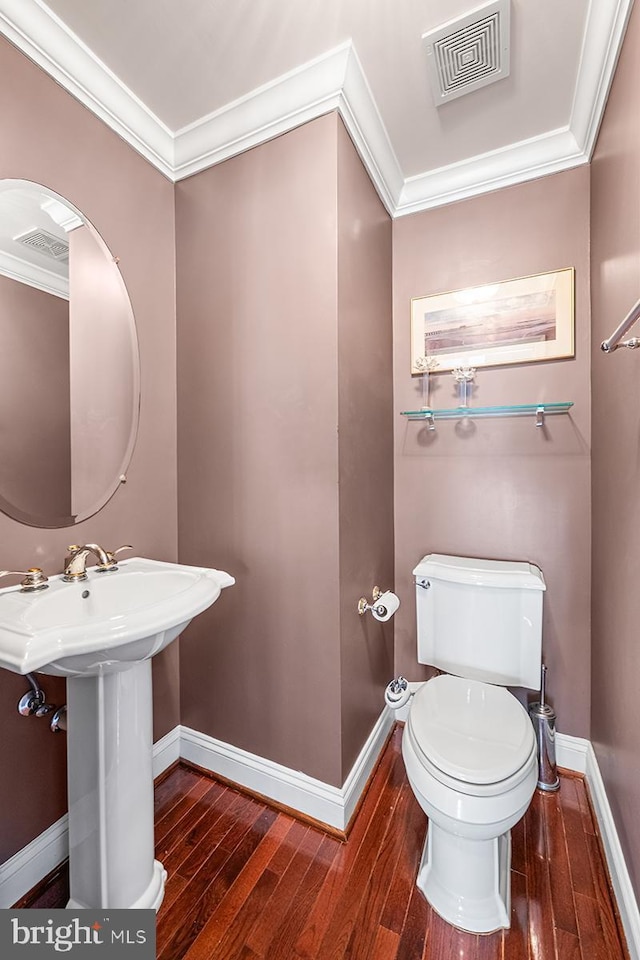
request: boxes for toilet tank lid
[413,554,546,591]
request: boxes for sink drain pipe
[17,674,66,732]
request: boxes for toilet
[397,553,546,934]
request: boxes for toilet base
[417,822,511,934]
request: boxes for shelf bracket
[535,405,545,428]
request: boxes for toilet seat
[407,674,536,794]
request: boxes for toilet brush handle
[540,663,547,707]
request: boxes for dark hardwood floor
[22,725,629,960]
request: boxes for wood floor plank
[260,834,340,959]
[175,792,261,882]
[156,780,228,860]
[160,784,237,879]
[185,819,308,960]
[246,827,326,957]
[525,790,556,960]
[575,890,612,960]
[312,748,407,960]
[475,930,504,960]
[208,869,280,960]
[575,777,597,836]
[157,806,277,959]
[187,822,310,960]
[380,784,428,935]
[584,831,630,960]
[155,778,216,848]
[395,879,431,960]
[154,767,203,818]
[180,814,294,960]
[160,874,189,913]
[559,778,596,900]
[553,928,581,960]
[428,910,479,960]
[543,789,579,936]
[373,924,400,960]
[292,733,401,959]
[503,869,529,960]
[346,785,413,960]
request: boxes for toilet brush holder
[529,664,560,792]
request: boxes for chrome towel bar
[601,296,640,353]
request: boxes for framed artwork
[410,267,575,373]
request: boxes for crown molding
[173,41,404,216]
[174,42,345,177]
[337,44,404,214]
[0,248,69,298]
[569,0,635,159]
[0,0,175,177]
[395,126,587,217]
[0,0,632,216]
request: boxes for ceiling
[0,0,634,216]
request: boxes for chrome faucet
[62,543,132,582]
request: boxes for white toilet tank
[413,554,546,689]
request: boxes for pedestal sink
[0,557,234,910]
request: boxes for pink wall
[590,0,640,897]
[0,275,71,521]
[393,168,592,737]
[336,122,394,778]
[177,114,393,787]
[0,37,177,862]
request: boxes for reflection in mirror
[0,180,139,527]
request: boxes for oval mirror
[0,180,139,527]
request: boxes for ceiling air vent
[422,0,510,106]
[14,228,69,263]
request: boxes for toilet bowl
[401,674,537,933]
[393,553,546,934]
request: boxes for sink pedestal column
[65,660,166,909]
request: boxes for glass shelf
[400,401,573,428]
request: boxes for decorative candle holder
[452,365,476,407]
[414,355,440,409]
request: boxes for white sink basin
[0,556,235,676]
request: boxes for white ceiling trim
[396,126,587,217]
[569,0,635,157]
[0,0,175,178]
[172,41,404,214]
[0,0,633,217]
[174,41,405,215]
[0,248,69,299]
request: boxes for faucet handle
[0,568,49,592]
[96,545,133,572]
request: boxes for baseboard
[585,743,640,960]
[0,813,69,909]
[152,725,182,779]
[180,707,395,832]
[556,731,589,774]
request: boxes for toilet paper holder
[358,587,390,617]
[358,586,383,616]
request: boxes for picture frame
[410,267,575,374]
